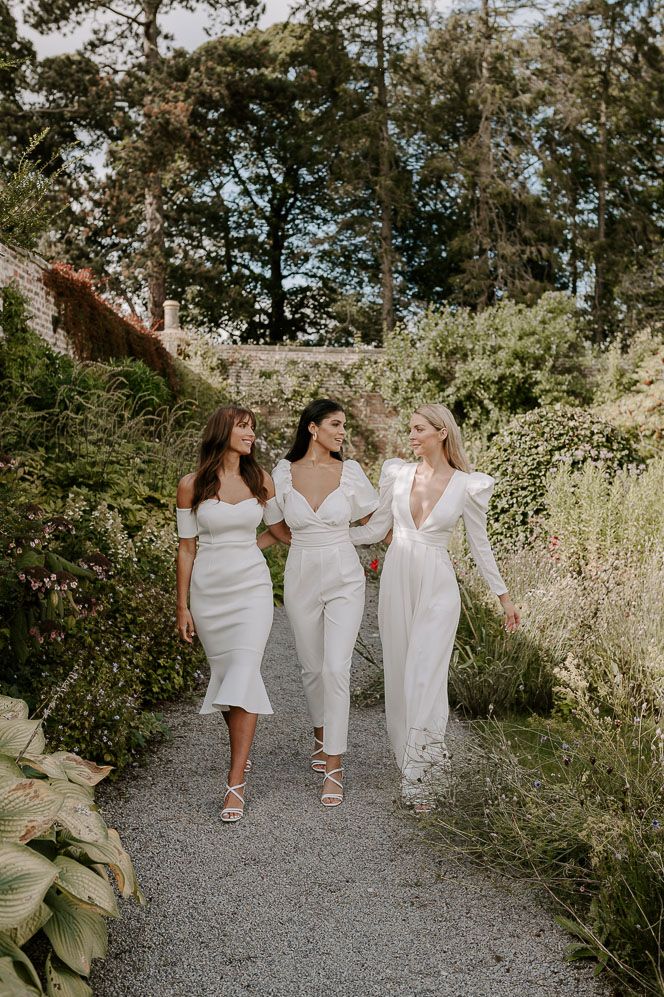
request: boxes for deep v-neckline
[288,461,345,515]
[407,464,458,531]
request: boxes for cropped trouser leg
[284,545,365,756]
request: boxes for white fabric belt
[290,528,351,549]
[198,539,256,547]
[392,527,451,551]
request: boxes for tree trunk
[375,0,395,336]
[594,10,616,340]
[475,0,493,310]
[143,0,166,329]
[267,210,287,343]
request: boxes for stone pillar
[161,299,186,354]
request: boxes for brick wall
[212,343,397,459]
[0,242,70,353]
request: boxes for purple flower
[533,780,542,789]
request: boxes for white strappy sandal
[221,781,246,823]
[321,767,344,807]
[244,758,253,774]
[310,737,326,773]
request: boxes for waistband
[392,526,451,551]
[290,527,351,549]
[198,539,257,547]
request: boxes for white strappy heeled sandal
[311,737,326,773]
[221,781,246,823]
[321,767,344,807]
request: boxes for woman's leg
[224,706,258,812]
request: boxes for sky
[16,0,455,59]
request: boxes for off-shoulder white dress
[349,460,507,794]
[177,495,283,715]
[271,459,378,754]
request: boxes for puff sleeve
[176,507,198,539]
[349,458,404,545]
[462,472,508,595]
[342,459,379,522]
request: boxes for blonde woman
[349,404,520,809]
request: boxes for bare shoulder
[261,469,276,499]
[177,472,196,507]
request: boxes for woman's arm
[260,469,291,547]
[176,539,197,641]
[462,477,520,632]
[176,474,197,643]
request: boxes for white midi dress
[271,459,379,755]
[349,460,507,793]
[177,496,283,715]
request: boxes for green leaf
[0,779,62,843]
[53,796,108,845]
[0,956,42,996]
[0,754,24,788]
[49,755,113,788]
[5,901,52,948]
[58,830,143,903]
[0,720,45,758]
[43,888,107,977]
[45,953,92,997]
[0,842,59,930]
[21,755,67,780]
[0,931,43,992]
[53,858,118,917]
[0,699,29,722]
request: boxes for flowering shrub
[482,405,639,547]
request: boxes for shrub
[429,710,664,995]
[0,694,143,994]
[482,404,639,547]
[380,293,592,430]
[594,331,664,459]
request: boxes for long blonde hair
[414,404,471,472]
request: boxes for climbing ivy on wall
[43,264,176,389]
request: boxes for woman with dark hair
[268,399,378,807]
[176,405,285,823]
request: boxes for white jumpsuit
[349,459,507,792]
[271,459,379,755]
[177,495,283,715]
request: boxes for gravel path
[92,594,608,997]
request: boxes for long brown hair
[191,405,269,512]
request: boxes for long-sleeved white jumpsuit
[272,459,379,755]
[349,459,507,795]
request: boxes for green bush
[482,405,639,546]
[430,711,664,996]
[0,694,143,994]
[380,293,592,430]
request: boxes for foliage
[0,131,68,251]
[42,264,176,388]
[0,693,143,995]
[594,331,664,458]
[430,710,664,995]
[380,294,592,430]
[427,456,664,994]
[0,288,207,769]
[482,404,639,547]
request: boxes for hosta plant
[0,694,143,995]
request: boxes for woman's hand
[498,594,521,633]
[177,607,196,643]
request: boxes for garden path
[92,594,608,997]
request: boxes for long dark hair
[284,398,345,463]
[192,405,268,512]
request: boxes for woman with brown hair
[350,404,520,811]
[176,405,285,823]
